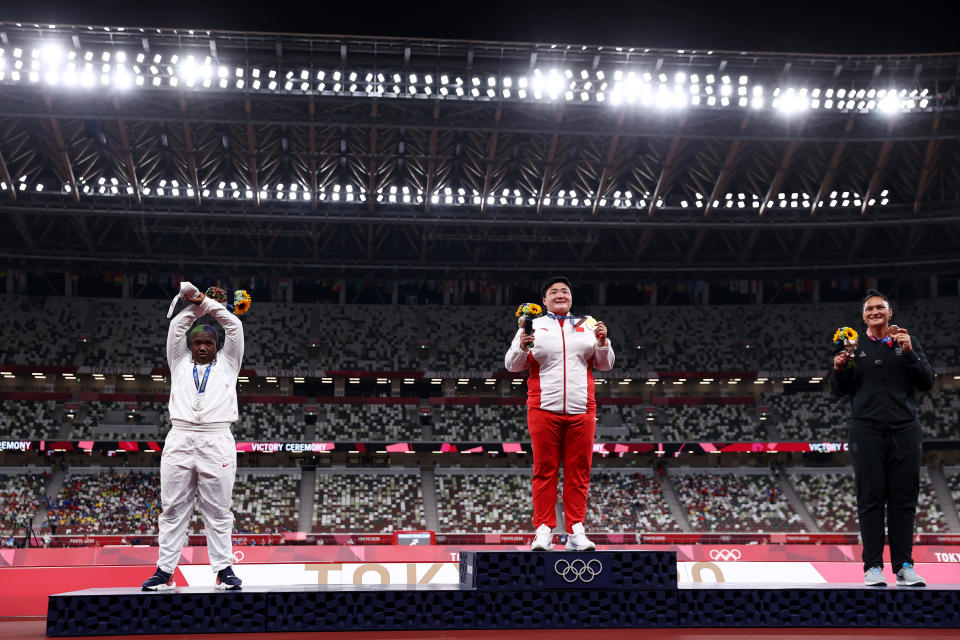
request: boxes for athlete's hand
[889,325,912,353]
[833,351,851,371]
[183,290,205,305]
[595,321,608,347]
[519,333,535,351]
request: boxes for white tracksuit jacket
[167,296,244,428]
[504,315,615,414]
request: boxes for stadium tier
[1,294,959,372]
[0,392,958,444]
[234,403,304,441]
[313,403,421,442]
[44,470,163,536]
[0,469,51,535]
[436,470,532,532]
[671,470,806,532]
[587,470,682,532]
[312,471,425,533]
[431,403,528,442]
[0,399,63,440]
[789,471,860,532]
[2,461,956,540]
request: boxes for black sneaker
[141,567,175,591]
[215,566,242,590]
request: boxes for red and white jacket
[504,315,615,415]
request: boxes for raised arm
[166,302,202,368]
[199,297,245,369]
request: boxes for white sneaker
[565,522,596,551]
[530,524,554,551]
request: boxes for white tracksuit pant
[157,427,236,574]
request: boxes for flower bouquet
[832,326,858,367]
[206,287,253,316]
[515,302,545,347]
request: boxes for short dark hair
[542,276,573,297]
[862,289,890,306]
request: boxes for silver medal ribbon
[192,361,212,412]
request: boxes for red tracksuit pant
[528,407,595,532]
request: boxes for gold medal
[584,316,598,331]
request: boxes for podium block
[459,550,677,590]
[46,551,960,635]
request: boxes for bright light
[178,56,198,85]
[777,88,808,114]
[877,91,900,114]
[41,43,64,64]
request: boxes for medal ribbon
[547,312,589,327]
[868,334,894,348]
[193,362,212,397]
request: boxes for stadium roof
[1,23,959,278]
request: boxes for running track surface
[4,619,958,640]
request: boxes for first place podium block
[459,549,677,591]
[456,550,679,629]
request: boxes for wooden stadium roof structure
[1,22,959,279]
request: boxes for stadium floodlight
[113,66,132,89]
[41,42,64,64]
[877,91,899,114]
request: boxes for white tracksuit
[504,315,615,414]
[157,293,243,574]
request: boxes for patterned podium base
[46,551,960,636]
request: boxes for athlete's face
[543,283,572,316]
[862,296,892,332]
[190,333,217,364]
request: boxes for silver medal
[192,396,204,411]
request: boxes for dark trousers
[848,424,922,573]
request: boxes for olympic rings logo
[708,548,742,561]
[554,558,603,583]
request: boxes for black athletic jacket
[829,333,935,431]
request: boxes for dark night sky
[4,0,958,55]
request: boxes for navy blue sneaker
[141,567,175,591]
[216,566,242,590]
